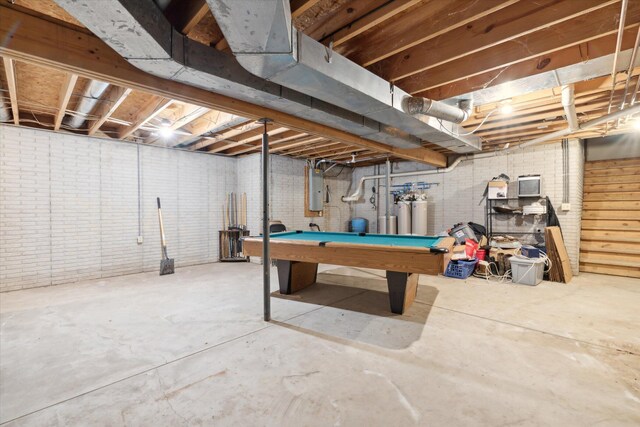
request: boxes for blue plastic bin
[444,259,477,279]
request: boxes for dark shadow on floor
[271,270,439,350]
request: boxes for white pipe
[342,101,640,202]
[607,0,628,114]
[620,26,640,110]
[342,155,471,202]
[513,100,640,152]
[561,85,579,131]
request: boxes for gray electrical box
[308,168,323,211]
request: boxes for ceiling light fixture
[499,104,513,115]
[633,119,640,130]
[158,126,174,138]
[158,118,173,138]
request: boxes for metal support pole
[385,158,391,233]
[259,118,272,321]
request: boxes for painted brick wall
[0,125,236,291]
[236,153,352,263]
[351,140,585,273]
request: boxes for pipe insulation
[63,80,109,128]
[561,85,579,131]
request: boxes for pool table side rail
[242,237,455,275]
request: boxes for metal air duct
[64,80,109,128]
[206,0,482,153]
[54,0,435,151]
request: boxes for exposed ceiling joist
[291,0,322,18]
[372,0,617,82]
[207,126,290,154]
[2,57,19,125]
[0,6,445,166]
[145,104,209,144]
[173,110,238,147]
[53,72,77,130]
[163,0,209,34]
[223,130,305,155]
[337,0,519,66]
[88,86,131,135]
[269,136,326,153]
[400,2,640,94]
[118,96,173,140]
[189,120,260,150]
[326,0,422,47]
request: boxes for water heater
[308,168,324,211]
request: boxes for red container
[475,249,486,263]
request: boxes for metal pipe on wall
[385,158,391,233]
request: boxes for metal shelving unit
[486,197,548,245]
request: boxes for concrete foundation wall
[0,125,236,292]
[350,140,585,273]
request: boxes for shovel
[157,197,175,275]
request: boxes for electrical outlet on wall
[561,203,571,211]
[137,236,144,244]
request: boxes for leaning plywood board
[546,226,572,283]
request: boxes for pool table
[242,231,454,314]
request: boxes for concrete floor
[1,263,639,426]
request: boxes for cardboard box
[488,181,508,199]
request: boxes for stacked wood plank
[545,226,573,283]
[580,157,640,278]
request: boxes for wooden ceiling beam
[325,0,421,47]
[88,86,132,135]
[285,141,343,156]
[291,0,322,18]
[419,27,639,100]
[145,103,210,144]
[188,120,261,150]
[335,0,519,67]
[399,3,640,95]
[208,127,290,153]
[53,72,78,130]
[305,0,388,41]
[118,96,173,140]
[372,0,617,82]
[0,5,446,166]
[2,57,19,125]
[223,130,306,155]
[177,111,245,148]
[269,136,326,153]
[163,0,209,35]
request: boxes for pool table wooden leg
[276,260,318,294]
[386,271,419,314]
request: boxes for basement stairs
[580,157,640,278]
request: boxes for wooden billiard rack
[243,235,454,314]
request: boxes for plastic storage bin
[510,256,545,286]
[444,259,477,279]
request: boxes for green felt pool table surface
[270,231,443,248]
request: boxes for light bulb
[158,126,173,138]
[500,104,513,115]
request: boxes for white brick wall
[0,124,585,290]
[0,125,237,291]
[352,140,585,273]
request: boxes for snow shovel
[157,197,174,275]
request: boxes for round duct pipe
[64,80,110,129]
[403,97,471,123]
